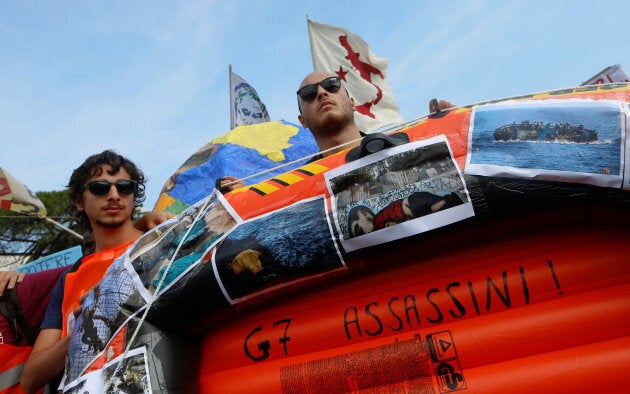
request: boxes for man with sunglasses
[296,71,456,162]
[297,71,363,160]
[21,150,149,393]
[216,71,360,191]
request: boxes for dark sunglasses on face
[82,179,137,196]
[296,76,342,102]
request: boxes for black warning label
[427,331,466,392]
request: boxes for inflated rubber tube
[199,224,630,373]
[199,284,630,393]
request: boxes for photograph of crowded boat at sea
[466,99,624,187]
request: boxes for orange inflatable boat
[61,83,629,393]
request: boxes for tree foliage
[0,190,84,263]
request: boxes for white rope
[103,195,213,390]
[219,114,437,189]
[222,81,630,190]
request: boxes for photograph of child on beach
[326,135,475,252]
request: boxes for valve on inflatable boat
[346,132,409,162]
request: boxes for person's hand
[220,176,245,192]
[429,99,456,113]
[430,199,447,212]
[0,271,25,296]
[72,290,92,318]
[135,211,176,232]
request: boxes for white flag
[582,64,630,86]
[230,70,271,129]
[307,19,404,133]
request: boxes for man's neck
[317,125,362,157]
[92,224,143,252]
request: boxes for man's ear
[75,198,84,213]
[298,114,308,129]
[350,97,356,111]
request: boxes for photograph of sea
[466,99,624,185]
[213,196,345,303]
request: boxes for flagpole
[306,17,317,70]
[44,216,84,240]
[229,64,234,130]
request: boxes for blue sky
[2,0,629,211]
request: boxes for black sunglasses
[296,76,342,102]
[82,179,137,196]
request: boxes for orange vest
[0,344,41,394]
[60,239,136,337]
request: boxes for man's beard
[320,112,352,134]
[95,217,127,228]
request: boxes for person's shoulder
[68,256,84,273]
[17,264,74,312]
[19,265,69,291]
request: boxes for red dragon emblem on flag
[337,35,384,119]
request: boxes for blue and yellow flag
[154,120,318,214]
